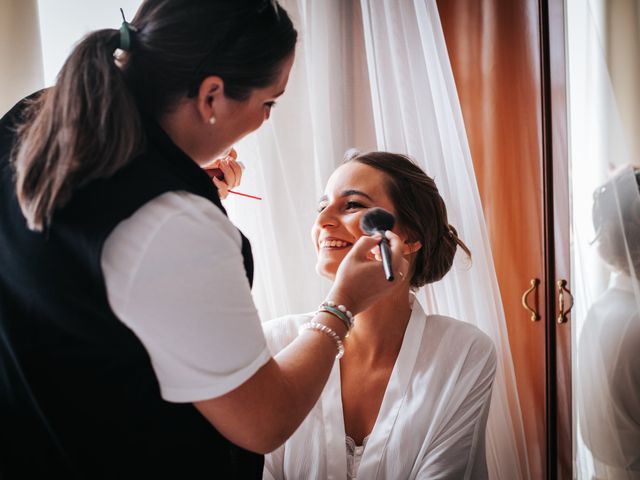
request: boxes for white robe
[263,301,497,480]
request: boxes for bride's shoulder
[262,312,315,354]
[424,314,496,359]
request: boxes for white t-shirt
[101,191,271,403]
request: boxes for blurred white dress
[262,300,497,480]
[579,273,640,480]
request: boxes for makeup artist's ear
[403,240,422,256]
[196,76,225,124]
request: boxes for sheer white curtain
[226,0,378,319]
[356,2,529,478]
[229,1,529,478]
[566,5,610,474]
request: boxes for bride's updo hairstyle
[592,168,640,276]
[344,150,471,287]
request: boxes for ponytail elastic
[119,8,137,51]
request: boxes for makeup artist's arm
[194,232,409,454]
[194,311,346,453]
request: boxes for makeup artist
[0,1,409,478]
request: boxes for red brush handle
[205,167,262,200]
[206,168,224,180]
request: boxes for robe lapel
[321,360,348,479]
[356,301,427,479]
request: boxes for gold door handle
[522,278,541,322]
[557,279,574,324]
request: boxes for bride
[263,151,497,479]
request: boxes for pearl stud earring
[208,116,216,125]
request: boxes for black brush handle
[379,236,394,281]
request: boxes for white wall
[0,0,44,115]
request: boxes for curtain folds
[226,0,377,319]
[357,1,529,478]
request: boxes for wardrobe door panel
[437,1,546,477]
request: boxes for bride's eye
[345,201,366,210]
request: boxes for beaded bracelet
[318,301,354,330]
[298,321,345,359]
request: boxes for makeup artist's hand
[328,230,410,316]
[204,148,243,199]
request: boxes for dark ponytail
[12,0,297,232]
[345,151,471,287]
[12,29,142,231]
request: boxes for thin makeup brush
[206,161,263,200]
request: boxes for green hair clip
[119,8,137,51]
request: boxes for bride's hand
[204,148,242,199]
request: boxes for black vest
[0,94,262,479]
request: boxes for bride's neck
[343,289,414,365]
